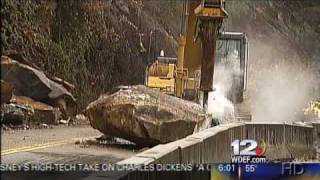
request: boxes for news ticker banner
[1,163,320,179]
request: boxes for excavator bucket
[195,0,228,19]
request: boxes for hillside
[1,0,178,108]
[2,0,319,117]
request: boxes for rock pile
[1,56,76,128]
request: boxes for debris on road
[96,134,115,142]
[13,95,61,124]
[59,119,69,124]
[71,114,90,125]
[1,55,77,128]
[1,103,33,125]
[1,97,61,127]
[1,56,77,119]
[41,123,49,128]
[74,138,95,148]
[85,85,210,146]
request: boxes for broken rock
[1,103,33,125]
[71,114,89,125]
[59,119,68,124]
[12,96,61,125]
[85,85,209,146]
[1,56,76,118]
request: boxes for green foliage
[1,0,177,109]
[142,0,182,37]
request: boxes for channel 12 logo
[231,139,267,163]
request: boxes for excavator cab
[214,32,248,103]
[145,57,177,95]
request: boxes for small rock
[96,134,114,142]
[41,123,49,128]
[73,114,89,125]
[23,125,30,130]
[59,120,68,124]
[86,139,96,145]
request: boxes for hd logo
[231,139,267,163]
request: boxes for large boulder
[1,56,76,118]
[85,85,210,146]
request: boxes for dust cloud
[206,33,319,123]
[222,0,320,123]
[206,48,241,123]
[207,86,235,123]
[248,34,318,123]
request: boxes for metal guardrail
[118,122,319,165]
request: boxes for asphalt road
[1,125,137,164]
[1,125,140,180]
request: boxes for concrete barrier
[118,122,317,165]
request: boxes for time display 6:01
[217,164,236,172]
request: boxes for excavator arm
[176,0,228,108]
[145,0,248,109]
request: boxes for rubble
[1,98,61,127]
[59,119,69,124]
[0,56,76,127]
[41,123,49,128]
[85,85,210,146]
[1,55,76,118]
[13,96,61,125]
[71,114,90,125]
[1,103,33,125]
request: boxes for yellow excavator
[145,0,248,109]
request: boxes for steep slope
[2,0,319,116]
[1,0,177,109]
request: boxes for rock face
[1,56,76,118]
[85,85,209,146]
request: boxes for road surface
[1,125,140,180]
[1,125,138,164]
